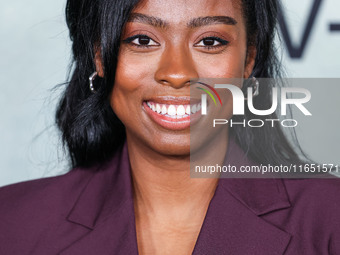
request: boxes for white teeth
[156,104,161,113]
[176,105,185,116]
[185,105,190,115]
[146,101,201,117]
[167,105,176,116]
[161,105,167,115]
[191,104,197,114]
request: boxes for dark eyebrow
[127,13,237,29]
[128,13,169,29]
[187,16,237,28]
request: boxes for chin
[150,135,191,157]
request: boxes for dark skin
[96,0,256,253]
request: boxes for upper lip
[145,96,201,105]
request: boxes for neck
[126,129,228,254]
[126,130,228,217]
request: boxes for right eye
[123,34,159,48]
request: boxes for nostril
[159,79,169,85]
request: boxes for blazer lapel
[193,138,292,255]
[60,143,139,255]
[60,200,138,255]
[192,178,292,255]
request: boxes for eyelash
[196,36,229,50]
[122,34,158,48]
[122,34,229,50]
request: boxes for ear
[244,45,257,79]
[95,48,104,78]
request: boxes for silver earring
[89,71,98,93]
[252,77,259,97]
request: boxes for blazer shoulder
[0,167,94,219]
[0,155,123,254]
[281,176,340,253]
[283,175,340,199]
[0,167,96,254]
[283,176,340,222]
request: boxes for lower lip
[143,102,201,131]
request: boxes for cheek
[110,55,144,126]
[113,54,150,94]
[193,46,247,119]
[194,47,247,78]
[110,50,160,130]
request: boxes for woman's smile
[142,96,203,130]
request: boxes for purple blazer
[1,141,340,255]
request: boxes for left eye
[195,37,229,47]
[131,35,159,46]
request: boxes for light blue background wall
[0,0,70,186]
[1,0,339,187]
[280,0,340,170]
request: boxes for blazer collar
[62,143,139,254]
[62,139,292,254]
[192,139,292,254]
[219,138,292,216]
[67,143,134,229]
[193,178,292,254]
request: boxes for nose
[154,45,199,89]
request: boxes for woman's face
[107,0,255,156]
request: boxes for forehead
[132,0,244,26]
